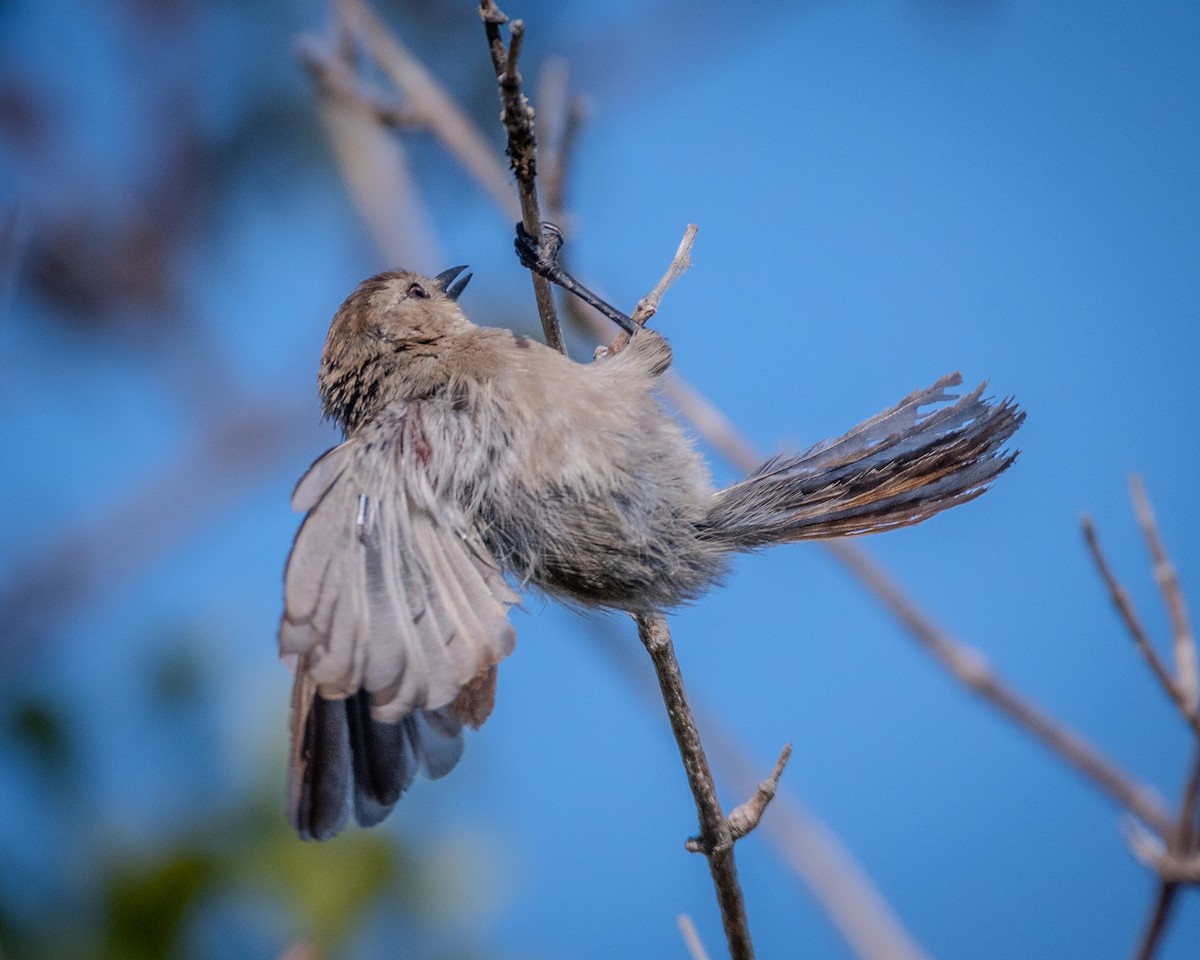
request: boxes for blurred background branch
[1,1,1198,958]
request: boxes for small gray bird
[280,253,1022,840]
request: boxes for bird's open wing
[279,404,517,840]
[280,403,517,721]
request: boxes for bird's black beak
[433,265,472,301]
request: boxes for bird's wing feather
[279,403,518,723]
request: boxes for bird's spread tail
[703,373,1023,548]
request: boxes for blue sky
[2,0,1199,957]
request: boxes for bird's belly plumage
[451,386,727,612]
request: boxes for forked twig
[1082,517,1200,738]
[297,37,423,130]
[1125,815,1200,884]
[1085,483,1200,960]
[1130,504,1200,960]
[689,743,791,852]
[585,615,933,960]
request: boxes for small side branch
[479,0,564,352]
[1126,817,1200,883]
[688,743,792,852]
[1130,476,1199,716]
[1091,486,1200,960]
[679,914,714,960]
[599,222,698,356]
[632,223,698,327]
[296,37,424,129]
[634,613,755,960]
[1082,517,1200,738]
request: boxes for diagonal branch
[297,36,424,129]
[831,539,1175,839]
[338,0,519,221]
[586,614,934,960]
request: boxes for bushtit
[280,242,1023,840]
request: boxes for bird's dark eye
[406,282,429,299]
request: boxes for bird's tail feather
[703,373,1023,548]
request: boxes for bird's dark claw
[514,221,565,278]
[512,220,638,334]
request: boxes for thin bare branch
[688,743,791,850]
[1082,516,1200,737]
[588,619,933,960]
[744,761,934,960]
[632,223,698,327]
[479,0,564,352]
[1126,819,1200,883]
[1107,485,1200,960]
[297,36,425,129]
[634,613,755,960]
[679,914,714,960]
[338,0,519,221]
[1133,884,1180,960]
[1130,476,1199,716]
[1131,747,1200,958]
[600,223,699,357]
[535,58,587,224]
[833,539,1175,839]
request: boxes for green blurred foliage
[0,751,436,960]
[3,696,74,780]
